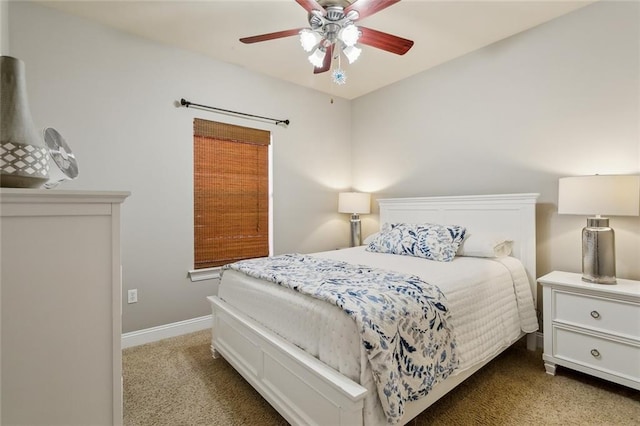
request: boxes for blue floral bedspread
[223,254,459,424]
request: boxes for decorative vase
[1,56,49,188]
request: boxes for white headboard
[378,193,539,303]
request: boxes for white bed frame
[207,193,539,425]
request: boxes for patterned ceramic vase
[1,56,49,188]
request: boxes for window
[193,118,270,269]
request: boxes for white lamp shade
[339,24,360,47]
[299,29,320,52]
[308,48,325,67]
[343,45,362,64]
[338,192,371,214]
[558,175,640,216]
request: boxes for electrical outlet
[127,289,138,304]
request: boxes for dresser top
[0,188,130,204]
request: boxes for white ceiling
[37,0,594,100]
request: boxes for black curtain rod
[180,98,290,127]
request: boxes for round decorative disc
[43,127,78,180]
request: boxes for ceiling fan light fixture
[339,24,360,47]
[345,10,360,21]
[343,45,362,64]
[238,0,414,81]
[308,47,325,68]
[299,29,321,52]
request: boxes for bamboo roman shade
[193,119,270,269]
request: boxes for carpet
[123,330,639,425]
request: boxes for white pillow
[456,234,513,258]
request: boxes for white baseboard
[122,315,212,349]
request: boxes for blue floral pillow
[366,223,467,262]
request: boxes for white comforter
[218,247,538,425]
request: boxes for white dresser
[539,271,640,390]
[0,189,129,425]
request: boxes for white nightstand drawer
[554,327,640,382]
[554,290,640,339]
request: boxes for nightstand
[538,271,640,390]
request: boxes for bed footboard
[207,296,368,426]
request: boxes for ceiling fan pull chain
[332,47,347,86]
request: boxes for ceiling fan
[239,0,414,84]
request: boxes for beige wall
[352,0,640,290]
[9,1,353,332]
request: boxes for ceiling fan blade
[358,26,414,55]
[345,0,401,21]
[313,44,333,74]
[240,28,305,44]
[296,0,326,15]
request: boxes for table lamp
[338,192,371,247]
[558,175,640,284]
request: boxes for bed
[207,193,540,425]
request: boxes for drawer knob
[590,349,601,358]
[590,310,600,319]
